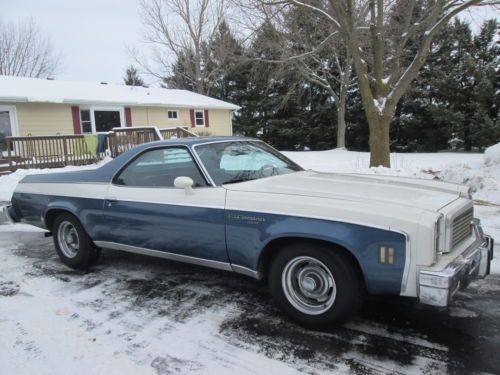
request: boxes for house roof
[0,75,240,110]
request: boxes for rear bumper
[0,205,20,223]
[419,220,494,307]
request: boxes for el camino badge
[228,213,266,225]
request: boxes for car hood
[223,170,469,212]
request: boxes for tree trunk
[336,99,346,149]
[367,113,391,167]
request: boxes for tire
[52,213,100,270]
[268,242,362,329]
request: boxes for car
[7,137,494,328]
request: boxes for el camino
[7,137,494,328]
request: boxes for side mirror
[174,176,194,194]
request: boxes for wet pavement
[1,230,499,375]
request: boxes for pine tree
[123,65,145,86]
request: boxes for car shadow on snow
[3,231,500,375]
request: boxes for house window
[94,110,121,132]
[79,107,123,133]
[80,110,92,133]
[167,110,178,120]
[194,110,205,127]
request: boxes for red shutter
[125,107,132,127]
[71,106,81,134]
[204,110,209,128]
[189,109,195,128]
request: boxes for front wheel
[52,213,100,270]
[268,242,362,329]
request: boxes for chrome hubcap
[57,221,79,258]
[282,256,336,315]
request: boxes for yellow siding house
[0,76,239,144]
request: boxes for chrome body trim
[418,220,493,307]
[231,264,262,279]
[110,143,216,188]
[94,241,233,272]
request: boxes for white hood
[223,171,469,212]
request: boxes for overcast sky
[2,1,498,86]
[2,0,143,84]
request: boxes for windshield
[195,141,303,186]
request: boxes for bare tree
[250,0,497,167]
[284,9,355,149]
[236,2,354,148]
[136,0,228,94]
[0,18,60,78]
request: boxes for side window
[115,147,207,188]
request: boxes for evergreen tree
[390,19,499,152]
[123,65,145,86]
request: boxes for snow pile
[484,142,500,166]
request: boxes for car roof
[148,136,258,147]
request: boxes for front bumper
[419,220,494,307]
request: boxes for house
[0,75,240,146]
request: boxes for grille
[451,208,474,248]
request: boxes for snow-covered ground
[1,146,500,375]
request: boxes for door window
[114,147,207,188]
[95,110,121,132]
[0,110,13,152]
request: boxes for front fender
[225,210,407,295]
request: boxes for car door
[98,146,229,265]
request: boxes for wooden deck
[2,126,197,173]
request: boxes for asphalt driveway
[1,229,499,375]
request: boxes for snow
[373,97,387,113]
[484,142,500,166]
[0,75,240,110]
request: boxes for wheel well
[258,237,366,287]
[44,209,74,230]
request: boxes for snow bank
[484,142,500,167]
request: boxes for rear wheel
[268,242,362,329]
[52,213,100,270]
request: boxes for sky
[1,0,143,84]
[1,1,498,86]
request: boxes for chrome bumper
[0,205,19,223]
[419,220,494,307]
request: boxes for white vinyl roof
[0,75,240,110]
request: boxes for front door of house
[0,106,17,154]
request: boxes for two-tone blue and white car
[7,137,494,328]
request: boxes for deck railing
[5,135,105,171]
[3,126,199,172]
[159,126,199,139]
[107,127,162,157]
